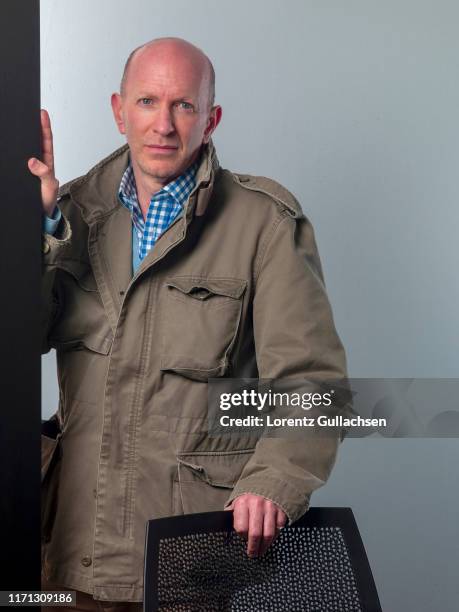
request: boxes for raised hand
[28,109,59,217]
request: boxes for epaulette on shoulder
[57,175,84,202]
[231,173,304,218]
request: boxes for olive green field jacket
[41,141,349,601]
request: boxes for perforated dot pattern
[156,526,363,611]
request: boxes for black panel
[0,0,41,593]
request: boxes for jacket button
[42,241,50,254]
[81,556,92,567]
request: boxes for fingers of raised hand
[28,109,59,215]
[28,109,55,179]
[27,157,59,216]
[40,109,55,171]
[28,157,52,179]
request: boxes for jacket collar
[68,140,220,225]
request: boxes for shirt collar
[118,157,199,214]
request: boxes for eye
[139,98,153,105]
[175,101,194,112]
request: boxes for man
[33,37,349,606]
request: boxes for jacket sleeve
[41,206,72,354]
[225,211,351,523]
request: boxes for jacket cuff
[224,475,311,524]
[42,213,72,258]
[42,205,62,235]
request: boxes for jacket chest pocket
[160,276,247,381]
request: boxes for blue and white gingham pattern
[118,160,198,261]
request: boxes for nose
[153,104,175,137]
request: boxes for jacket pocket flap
[177,449,255,488]
[52,331,113,355]
[166,277,247,300]
[60,261,98,292]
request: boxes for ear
[111,93,126,135]
[203,105,222,144]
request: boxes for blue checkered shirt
[118,160,198,262]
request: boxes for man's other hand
[226,494,287,558]
[28,109,59,217]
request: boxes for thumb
[28,157,51,179]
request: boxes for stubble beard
[136,154,182,187]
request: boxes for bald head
[120,37,215,108]
[111,36,222,192]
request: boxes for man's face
[111,44,221,187]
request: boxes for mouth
[145,144,178,152]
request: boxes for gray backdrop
[40,1,459,610]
